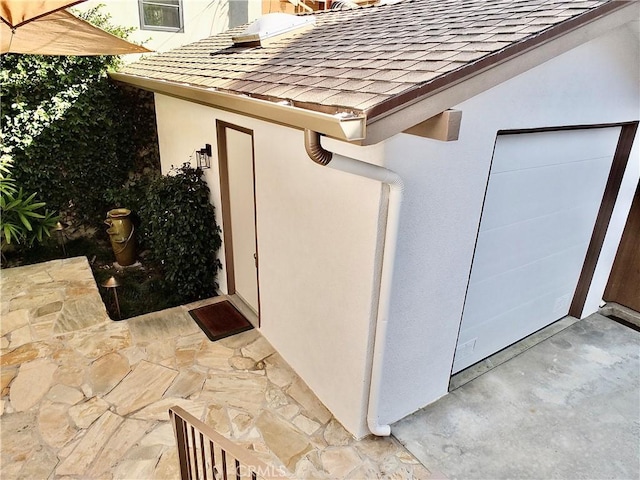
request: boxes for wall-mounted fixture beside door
[196,143,212,169]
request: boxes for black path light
[101,276,121,319]
[53,221,67,257]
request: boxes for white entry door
[453,127,621,373]
[224,126,259,313]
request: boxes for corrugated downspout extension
[304,130,404,437]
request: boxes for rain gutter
[108,72,366,142]
[305,130,403,437]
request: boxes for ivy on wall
[0,5,160,227]
[1,6,222,303]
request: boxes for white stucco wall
[380,23,640,425]
[76,0,261,55]
[153,98,229,293]
[149,19,637,437]
[153,95,384,437]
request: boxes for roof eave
[111,0,636,146]
[363,0,637,145]
[108,72,367,142]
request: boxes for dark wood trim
[603,180,640,311]
[216,120,236,297]
[498,121,639,135]
[569,122,639,317]
[217,119,253,137]
[215,120,261,324]
[249,133,261,324]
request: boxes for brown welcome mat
[188,300,253,342]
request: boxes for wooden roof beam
[403,109,462,142]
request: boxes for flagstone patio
[0,257,432,479]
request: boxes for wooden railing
[169,407,286,480]
[286,0,314,12]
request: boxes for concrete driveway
[393,313,640,479]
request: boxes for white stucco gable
[380,21,639,427]
[124,3,639,439]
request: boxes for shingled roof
[113,0,635,143]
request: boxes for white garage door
[453,127,621,373]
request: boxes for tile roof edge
[364,0,633,122]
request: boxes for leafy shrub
[0,5,159,228]
[113,165,222,304]
[0,157,58,251]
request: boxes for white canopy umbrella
[0,0,150,55]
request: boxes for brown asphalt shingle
[121,0,623,116]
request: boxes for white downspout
[304,130,404,436]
